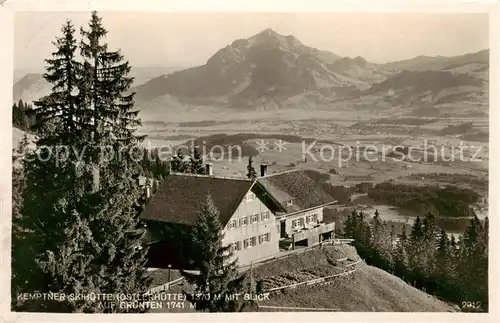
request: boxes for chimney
[260,164,268,177]
[205,163,213,175]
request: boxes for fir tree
[409,216,423,241]
[407,216,425,287]
[190,148,206,174]
[11,19,88,312]
[31,20,83,145]
[181,194,241,312]
[432,228,452,295]
[421,213,439,272]
[456,216,488,307]
[389,222,396,247]
[14,147,84,311]
[371,210,382,242]
[449,234,460,279]
[246,156,257,180]
[171,149,187,173]
[13,101,34,131]
[80,11,144,148]
[370,211,392,269]
[343,210,357,239]
[393,226,409,279]
[11,137,31,309]
[12,135,30,222]
[13,12,151,313]
[77,11,150,311]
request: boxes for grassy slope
[148,245,455,312]
[260,263,455,312]
[255,245,455,312]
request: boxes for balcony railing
[292,222,336,242]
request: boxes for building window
[233,241,241,251]
[306,215,317,225]
[293,218,305,228]
[244,238,254,249]
[251,236,257,246]
[246,192,256,201]
[259,233,270,244]
[261,211,270,221]
[228,220,237,229]
[251,214,259,223]
[240,216,248,227]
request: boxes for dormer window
[285,199,293,206]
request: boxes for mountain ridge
[131,29,487,113]
[133,28,396,107]
[13,29,489,117]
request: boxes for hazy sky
[15,12,489,71]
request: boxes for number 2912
[462,301,481,309]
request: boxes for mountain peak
[258,28,279,36]
[249,28,290,41]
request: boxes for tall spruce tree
[13,12,151,313]
[11,137,30,309]
[190,148,206,174]
[11,19,90,312]
[421,213,439,272]
[31,20,83,144]
[181,194,241,312]
[393,226,409,279]
[343,210,358,239]
[369,210,392,269]
[77,10,151,311]
[432,228,452,294]
[407,216,425,284]
[80,11,143,147]
[456,216,488,307]
[171,149,187,173]
[13,101,35,131]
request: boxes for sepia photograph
[4,1,496,318]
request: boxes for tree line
[367,182,480,218]
[343,210,488,311]
[13,99,36,132]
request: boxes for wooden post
[167,264,172,291]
